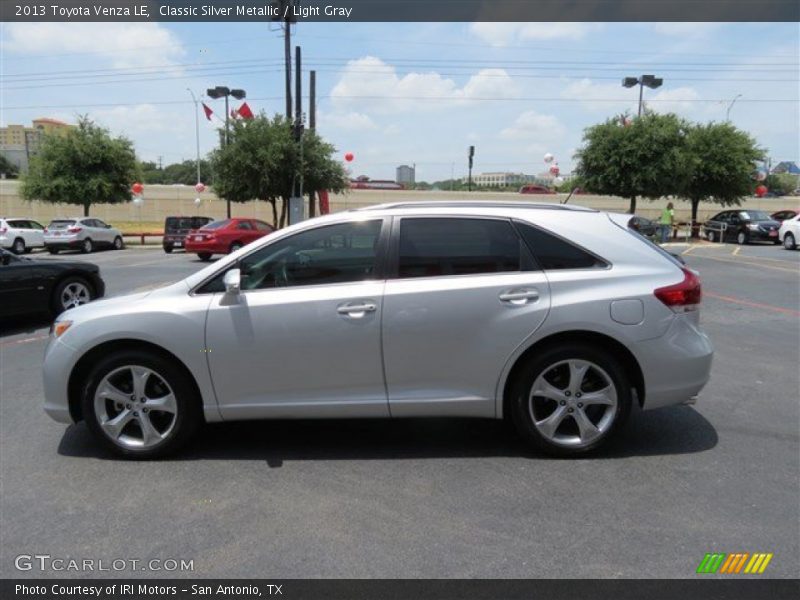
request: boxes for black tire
[81,350,203,459]
[229,242,243,253]
[508,343,632,457]
[784,233,796,250]
[736,231,748,245]
[163,245,173,254]
[12,238,25,254]
[81,238,93,254]
[113,236,124,250]
[48,247,59,255]
[197,252,212,261]
[24,247,33,254]
[706,230,715,243]
[51,276,95,315]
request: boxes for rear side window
[204,219,230,230]
[398,218,523,278]
[253,220,273,232]
[514,221,606,270]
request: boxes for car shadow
[0,314,51,337]
[57,405,718,463]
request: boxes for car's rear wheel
[163,245,173,254]
[229,241,243,253]
[784,233,796,250]
[197,252,212,261]
[81,238,93,253]
[81,350,202,459]
[48,247,59,255]
[12,238,25,254]
[736,231,748,245]
[52,276,94,314]
[113,236,124,250]
[508,343,631,456]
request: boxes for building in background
[0,118,72,172]
[464,172,538,188]
[396,164,415,186]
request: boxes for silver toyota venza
[43,202,713,458]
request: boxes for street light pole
[623,75,663,117]
[207,86,247,218]
[726,94,742,121]
[186,88,201,185]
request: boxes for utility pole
[468,145,474,192]
[309,69,317,217]
[276,1,295,121]
[289,45,305,225]
[186,89,202,184]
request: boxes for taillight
[655,267,702,312]
[0,227,6,234]
[67,227,82,233]
[43,228,48,233]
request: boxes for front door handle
[337,301,377,318]
[499,289,540,305]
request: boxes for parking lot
[1,242,798,578]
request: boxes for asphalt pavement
[0,242,798,579]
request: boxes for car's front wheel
[113,236,124,250]
[508,343,631,456]
[48,247,59,255]
[197,252,212,261]
[81,238,94,253]
[82,350,202,459]
[784,233,796,250]
[737,231,748,245]
[706,230,715,243]
[52,276,94,315]
[12,238,25,254]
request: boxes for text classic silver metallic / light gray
[43,201,713,458]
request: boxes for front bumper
[749,229,779,242]
[42,335,79,424]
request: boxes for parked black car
[627,215,658,238]
[163,216,214,253]
[703,210,781,245]
[0,249,105,318]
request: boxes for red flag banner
[202,103,213,121]
[237,102,255,120]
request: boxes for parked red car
[184,218,275,261]
[519,184,556,195]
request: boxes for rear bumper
[636,314,714,410]
[44,238,82,249]
[185,240,225,254]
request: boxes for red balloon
[344,152,354,162]
[755,185,768,197]
[131,182,144,195]
[195,182,206,193]
[549,165,560,176]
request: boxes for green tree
[21,117,138,216]
[679,122,764,226]
[0,154,19,178]
[764,172,797,196]
[211,114,349,227]
[573,113,690,213]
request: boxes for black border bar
[2,1,799,22]
[3,579,800,600]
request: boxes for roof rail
[357,200,596,212]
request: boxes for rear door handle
[499,289,540,305]
[337,301,377,318]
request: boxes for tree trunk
[279,197,287,228]
[308,191,316,218]
[270,199,278,227]
[84,201,90,217]
[628,195,636,214]
[691,199,700,238]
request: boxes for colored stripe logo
[697,553,773,574]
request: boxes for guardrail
[122,232,163,245]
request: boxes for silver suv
[44,217,124,254]
[43,202,713,458]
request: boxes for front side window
[397,218,523,278]
[199,220,383,293]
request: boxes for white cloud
[329,56,519,113]
[647,87,701,114]
[2,23,185,68]
[92,104,183,137]
[469,22,601,46]
[319,111,378,131]
[561,78,631,112]
[500,110,566,143]
[653,23,721,37]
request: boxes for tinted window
[200,220,383,292]
[515,221,605,270]
[204,219,231,230]
[398,218,522,278]
[236,221,253,230]
[740,210,770,221]
[193,217,213,229]
[48,220,76,229]
[253,220,273,232]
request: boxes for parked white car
[44,218,124,254]
[778,214,800,250]
[0,217,46,254]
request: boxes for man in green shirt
[659,202,674,243]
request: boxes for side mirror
[1,253,10,266]
[223,268,241,294]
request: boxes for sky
[1,21,798,182]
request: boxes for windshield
[741,211,771,221]
[165,217,211,231]
[203,219,231,230]
[47,220,76,229]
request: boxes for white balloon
[194,197,202,206]
[554,176,564,185]
[132,196,143,205]
[543,153,554,163]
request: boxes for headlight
[747,223,759,230]
[51,320,72,338]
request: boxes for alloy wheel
[13,239,25,254]
[529,359,618,448]
[93,365,178,450]
[61,281,91,310]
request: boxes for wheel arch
[67,339,204,423]
[500,330,645,419]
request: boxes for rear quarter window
[514,221,607,270]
